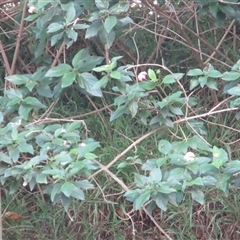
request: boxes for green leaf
[206,79,218,90]
[26,81,37,91]
[163,73,184,84]
[128,101,138,117]
[70,186,85,200]
[215,173,230,192]
[110,105,128,121]
[0,152,12,164]
[187,69,203,76]
[84,152,98,159]
[104,16,117,33]
[209,3,219,18]
[148,69,157,82]
[155,194,168,211]
[206,69,222,78]
[95,0,109,9]
[73,180,94,190]
[47,22,64,33]
[191,189,204,204]
[23,97,46,108]
[78,73,103,97]
[228,86,240,96]
[61,71,76,88]
[66,6,76,23]
[158,140,172,155]
[212,146,228,168]
[85,20,103,39]
[134,190,151,210]
[198,76,208,87]
[189,78,199,90]
[222,71,240,81]
[50,183,62,202]
[99,28,115,48]
[93,75,109,89]
[61,182,75,197]
[224,160,240,175]
[45,64,72,77]
[18,143,34,154]
[149,168,162,182]
[66,29,78,41]
[36,173,48,184]
[5,75,29,85]
[138,81,155,90]
[72,48,104,71]
[110,71,121,80]
[73,23,89,30]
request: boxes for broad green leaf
[134,190,151,210]
[138,81,155,90]
[73,180,94,190]
[45,64,72,77]
[61,71,76,88]
[104,16,117,33]
[61,182,75,197]
[187,69,203,76]
[198,76,207,87]
[228,86,240,96]
[158,140,172,155]
[191,189,204,204]
[78,73,102,97]
[149,168,162,182]
[5,75,29,85]
[95,0,109,9]
[215,173,230,192]
[202,176,217,186]
[67,121,81,132]
[128,101,138,117]
[206,69,222,78]
[66,6,76,23]
[85,20,103,39]
[93,75,109,89]
[70,186,85,200]
[18,105,32,120]
[206,79,218,90]
[222,71,240,81]
[0,152,12,164]
[110,71,121,80]
[50,32,64,46]
[163,73,184,84]
[18,143,34,154]
[209,3,219,18]
[99,28,115,48]
[72,48,104,71]
[23,97,46,108]
[155,194,168,211]
[190,78,199,90]
[8,147,20,163]
[66,29,78,41]
[84,152,98,159]
[26,81,37,91]
[73,23,89,29]
[109,2,129,13]
[219,3,235,17]
[50,183,61,202]
[110,105,128,121]
[148,69,157,82]
[224,160,240,175]
[47,22,64,33]
[36,173,48,184]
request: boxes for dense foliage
[1,0,240,239]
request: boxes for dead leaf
[3,211,21,221]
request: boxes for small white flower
[137,71,148,82]
[28,6,36,14]
[184,152,195,162]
